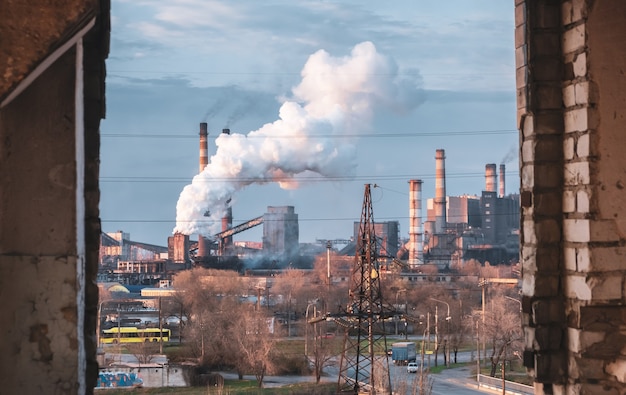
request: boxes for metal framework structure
[337,184,393,394]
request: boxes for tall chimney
[434,149,447,234]
[499,164,505,198]
[485,163,497,193]
[199,122,208,174]
[197,122,209,258]
[409,179,424,266]
[221,129,233,251]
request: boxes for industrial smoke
[174,41,422,237]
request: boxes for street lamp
[504,295,522,313]
[395,289,407,336]
[429,297,451,367]
[305,303,318,361]
[503,295,522,393]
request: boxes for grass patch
[428,362,471,374]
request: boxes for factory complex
[99,124,519,287]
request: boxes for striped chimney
[198,122,209,258]
[499,164,505,198]
[485,163,497,193]
[409,179,423,266]
[199,122,208,174]
[434,149,447,234]
[221,129,233,250]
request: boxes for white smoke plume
[174,41,422,237]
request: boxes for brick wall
[518,1,626,393]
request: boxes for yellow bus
[101,327,171,344]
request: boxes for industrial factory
[98,123,519,284]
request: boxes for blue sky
[101,1,517,246]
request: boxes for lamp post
[326,241,332,305]
[503,295,522,393]
[305,303,318,361]
[395,289,407,336]
[96,300,107,349]
[504,295,522,314]
[429,298,451,367]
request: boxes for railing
[477,374,534,395]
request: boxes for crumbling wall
[518,0,626,393]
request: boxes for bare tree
[482,293,523,376]
[126,342,159,365]
[309,329,337,383]
[232,306,276,387]
[272,268,307,336]
[171,268,247,365]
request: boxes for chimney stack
[409,179,423,266]
[434,149,447,234]
[221,129,233,251]
[199,122,208,174]
[499,164,505,198]
[197,122,209,258]
[485,163,497,193]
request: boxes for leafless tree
[126,342,159,365]
[309,330,337,383]
[482,293,523,376]
[312,253,351,313]
[171,268,247,365]
[272,268,307,336]
[232,306,277,387]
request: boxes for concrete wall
[517,1,626,393]
[99,365,189,388]
[0,2,107,394]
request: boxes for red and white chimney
[499,164,505,198]
[197,122,209,258]
[221,129,233,251]
[434,149,447,234]
[485,163,497,193]
[409,179,423,266]
[199,122,208,174]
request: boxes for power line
[108,69,512,77]
[102,211,521,225]
[101,129,517,139]
[99,171,520,184]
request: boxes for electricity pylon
[336,184,393,394]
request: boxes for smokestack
[485,163,497,193]
[434,149,447,234]
[409,179,423,266]
[199,122,208,174]
[221,129,233,251]
[197,122,209,258]
[499,164,505,198]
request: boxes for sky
[101,1,518,247]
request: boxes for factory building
[421,151,520,268]
[351,220,400,259]
[262,206,299,257]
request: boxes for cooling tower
[408,179,423,266]
[485,163,497,193]
[434,149,447,234]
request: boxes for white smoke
[174,41,422,237]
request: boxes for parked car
[407,362,419,373]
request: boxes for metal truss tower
[337,184,393,394]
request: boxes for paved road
[104,350,495,394]
[391,362,490,395]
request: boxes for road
[390,362,489,395]
[103,349,493,394]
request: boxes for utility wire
[99,171,520,183]
[101,129,517,139]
